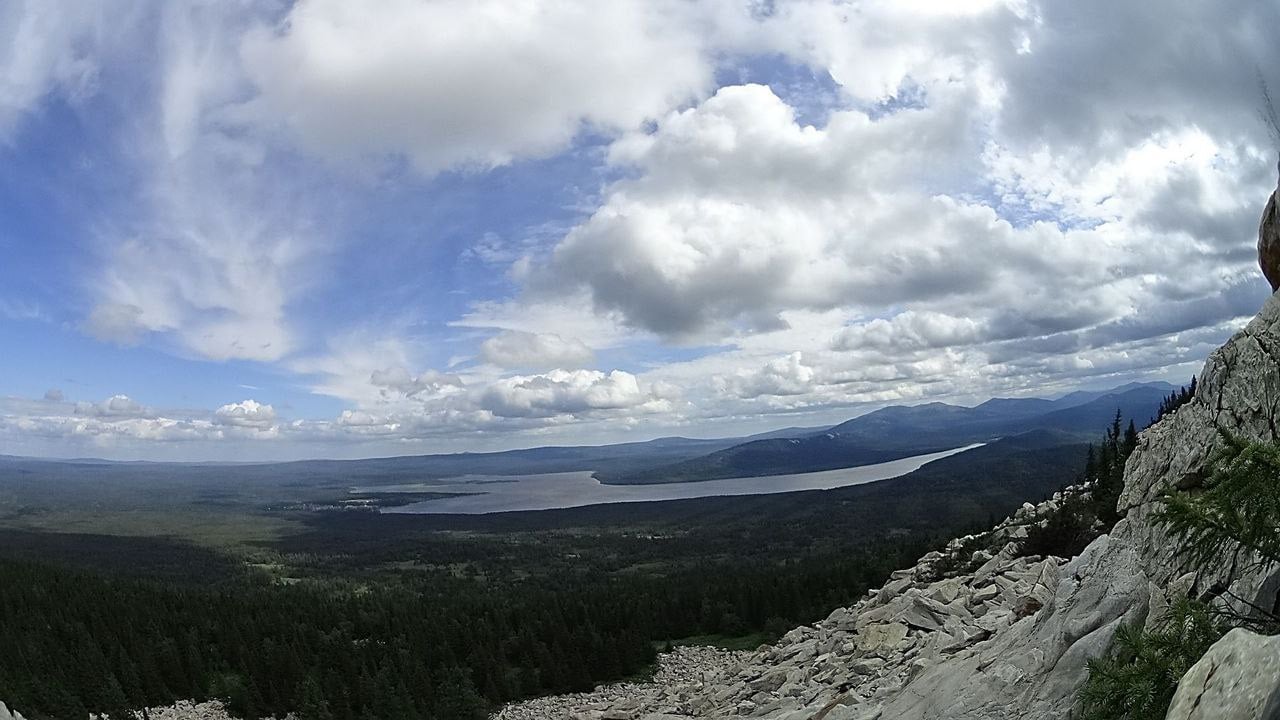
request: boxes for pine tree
[1081,599,1226,720]
[296,675,333,720]
[1157,432,1280,626]
[1083,431,1280,720]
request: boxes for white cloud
[0,393,283,459]
[74,394,148,418]
[83,303,145,345]
[238,0,713,175]
[479,330,594,370]
[454,295,637,352]
[2,414,217,445]
[214,399,277,429]
[5,0,1280,458]
[990,0,1280,152]
[73,2,323,363]
[369,366,465,398]
[0,2,118,138]
[718,352,819,398]
[833,312,986,352]
[535,83,1024,338]
[88,165,307,362]
[480,369,665,419]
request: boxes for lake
[377,444,983,515]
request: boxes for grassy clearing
[0,508,301,551]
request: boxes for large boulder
[1258,159,1280,293]
[1165,628,1280,720]
[0,702,26,720]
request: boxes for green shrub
[1083,431,1280,719]
[1080,599,1226,720]
[1020,494,1097,559]
[1157,432,1280,580]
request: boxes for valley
[0,386,1150,719]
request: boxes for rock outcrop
[497,291,1280,720]
[1259,157,1280,292]
[0,702,27,720]
[1165,628,1280,720]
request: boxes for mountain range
[0,381,1176,489]
[597,381,1176,483]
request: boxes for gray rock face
[0,701,27,720]
[1165,628,1280,720]
[495,292,1280,720]
[1259,159,1280,293]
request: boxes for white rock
[1165,628,1280,720]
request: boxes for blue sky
[1,0,1278,460]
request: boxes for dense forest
[0,425,1097,719]
[0,538,931,719]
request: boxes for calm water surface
[378,444,983,515]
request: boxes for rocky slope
[496,292,1280,720]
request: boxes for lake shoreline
[382,443,985,515]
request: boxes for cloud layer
[2,0,1279,459]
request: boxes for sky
[1,0,1279,461]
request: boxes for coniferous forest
[0,533,929,719]
[0,429,1097,720]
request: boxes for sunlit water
[376,444,983,515]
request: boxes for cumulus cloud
[2,414,216,445]
[213,399,277,429]
[42,388,63,402]
[480,369,665,419]
[479,330,594,370]
[718,352,819,399]
[238,0,712,174]
[535,83,1038,338]
[833,312,987,352]
[523,0,1279,418]
[0,393,284,460]
[75,394,148,418]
